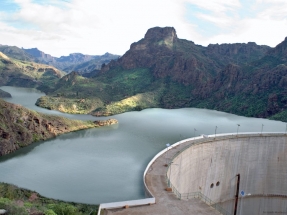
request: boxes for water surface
[0,86,285,204]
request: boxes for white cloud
[185,0,241,13]
[0,0,196,56]
[201,18,287,47]
[182,0,287,47]
[0,0,286,57]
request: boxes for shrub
[45,209,57,215]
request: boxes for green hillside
[34,27,287,122]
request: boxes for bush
[48,203,77,215]
[0,197,28,215]
[44,209,57,215]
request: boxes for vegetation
[0,183,98,215]
[0,51,64,92]
[0,98,98,156]
[3,27,287,122]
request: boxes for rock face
[97,27,287,120]
[24,47,55,63]
[93,119,118,126]
[35,26,287,121]
[0,89,11,98]
[205,42,270,66]
[0,99,96,156]
[101,27,270,87]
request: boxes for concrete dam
[167,133,287,214]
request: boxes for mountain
[24,48,120,72]
[35,27,287,122]
[61,52,120,73]
[0,98,117,156]
[0,45,34,61]
[0,51,65,92]
[0,45,120,73]
[0,99,97,156]
[23,47,55,63]
[101,27,270,85]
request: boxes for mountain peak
[267,36,287,58]
[144,26,177,41]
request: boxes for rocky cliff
[0,99,118,156]
[35,27,287,121]
[97,27,287,120]
[101,27,270,86]
[0,89,11,98]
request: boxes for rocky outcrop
[0,99,97,156]
[93,119,118,126]
[100,27,271,88]
[35,26,287,121]
[97,27,287,120]
[267,37,287,60]
[206,42,270,66]
[100,27,220,85]
[0,89,11,98]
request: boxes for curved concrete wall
[168,134,287,214]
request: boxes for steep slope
[0,99,117,156]
[0,99,95,156]
[205,42,270,67]
[0,45,34,61]
[0,89,11,98]
[101,27,218,86]
[191,37,287,119]
[0,51,65,92]
[0,182,98,215]
[101,27,269,85]
[35,26,287,121]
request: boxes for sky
[0,0,287,57]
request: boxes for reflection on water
[0,86,285,204]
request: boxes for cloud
[0,0,286,56]
[182,0,287,47]
[0,0,195,56]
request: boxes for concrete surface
[102,133,287,215]
[102,140,221,215]
[169,134,287,215]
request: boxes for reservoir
[0,86,285,204]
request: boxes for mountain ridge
[21,26,287,121]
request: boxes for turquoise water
[0,86,285,204]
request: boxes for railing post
[234,174,240,215]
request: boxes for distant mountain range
[0,45,120,73]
